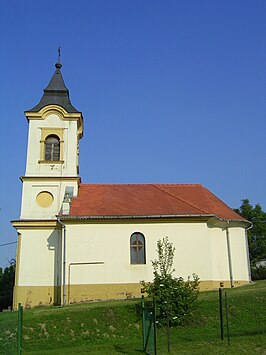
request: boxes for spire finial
[55,47,62,69]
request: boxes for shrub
[0,260,15,310]
[141,237,199,326]
[251,265,266,280]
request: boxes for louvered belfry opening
[45,135,60,161]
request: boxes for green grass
[1,281,266,354]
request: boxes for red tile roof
[68,184,244,221]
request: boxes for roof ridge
[79,183,203,187]
[152,184,209,214]
[79,184,147,188]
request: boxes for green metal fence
[142,296,157,355]
[0,304,23,355]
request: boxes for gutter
[58,214,214,221]
[57,218,67,306]
[225,221,234,288]
[209,217,252,288]
[245,223,253,282]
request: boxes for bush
[0,260,15,310]
[141,237,199,326]
[251,265,266,280]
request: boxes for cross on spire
[55,47,62,69]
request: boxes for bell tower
[20,51,83,219]
[12,52,84,309]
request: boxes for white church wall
[229,227,250,281]
[208,227,249,283]
[16,228,61,286]
[64,221,221,286]
[208,228,230,281]
[13,221,250,308]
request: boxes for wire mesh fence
[0,285,265,354]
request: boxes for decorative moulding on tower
[24,105,83,139]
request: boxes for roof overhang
[11,215,251,229]
[57,214,214,224]
[59,214,213,220]
[58,214,251,228]
[207,216,252,229]
[11,219,59,229]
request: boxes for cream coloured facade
[20,106,82,220]
[12,59,251,309]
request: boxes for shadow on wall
[47,229,62,306]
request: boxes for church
[12,57,251,309]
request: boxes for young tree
[0,260,16,311]
[141,237,199,326]
[236,199,266,267]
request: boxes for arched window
[130,232,146,264]
[45,135,60,161]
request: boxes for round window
[36,191,54,208]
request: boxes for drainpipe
[57,218,67,306]
[245,223,253,282]
[225,221,234,288]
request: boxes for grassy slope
[1,281,266,354]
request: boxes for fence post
[142,297,157,355]
[17,303,23,355]
[142,296,145,351]
[153,298,157,355]
[166,300,170,352]
[225,292,230,346]
[219,288,224,340]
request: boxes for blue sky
[0,0,265,267]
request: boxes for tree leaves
[0,260,15,310]
[141,237,199,326]
[236,199,266,266]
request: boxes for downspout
[225,221,234,288]
[245,223,253,282]
[57,218,67,306]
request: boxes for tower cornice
[11,220,59,229]
[25,104,82,119]
[25,104,83,138]
[20,176,81,183]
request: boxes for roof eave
[57,214,214,221]
[207,216,252,229]
[57,214,251,228]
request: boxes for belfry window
[130,232,146,264]
[45,135,60,161]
